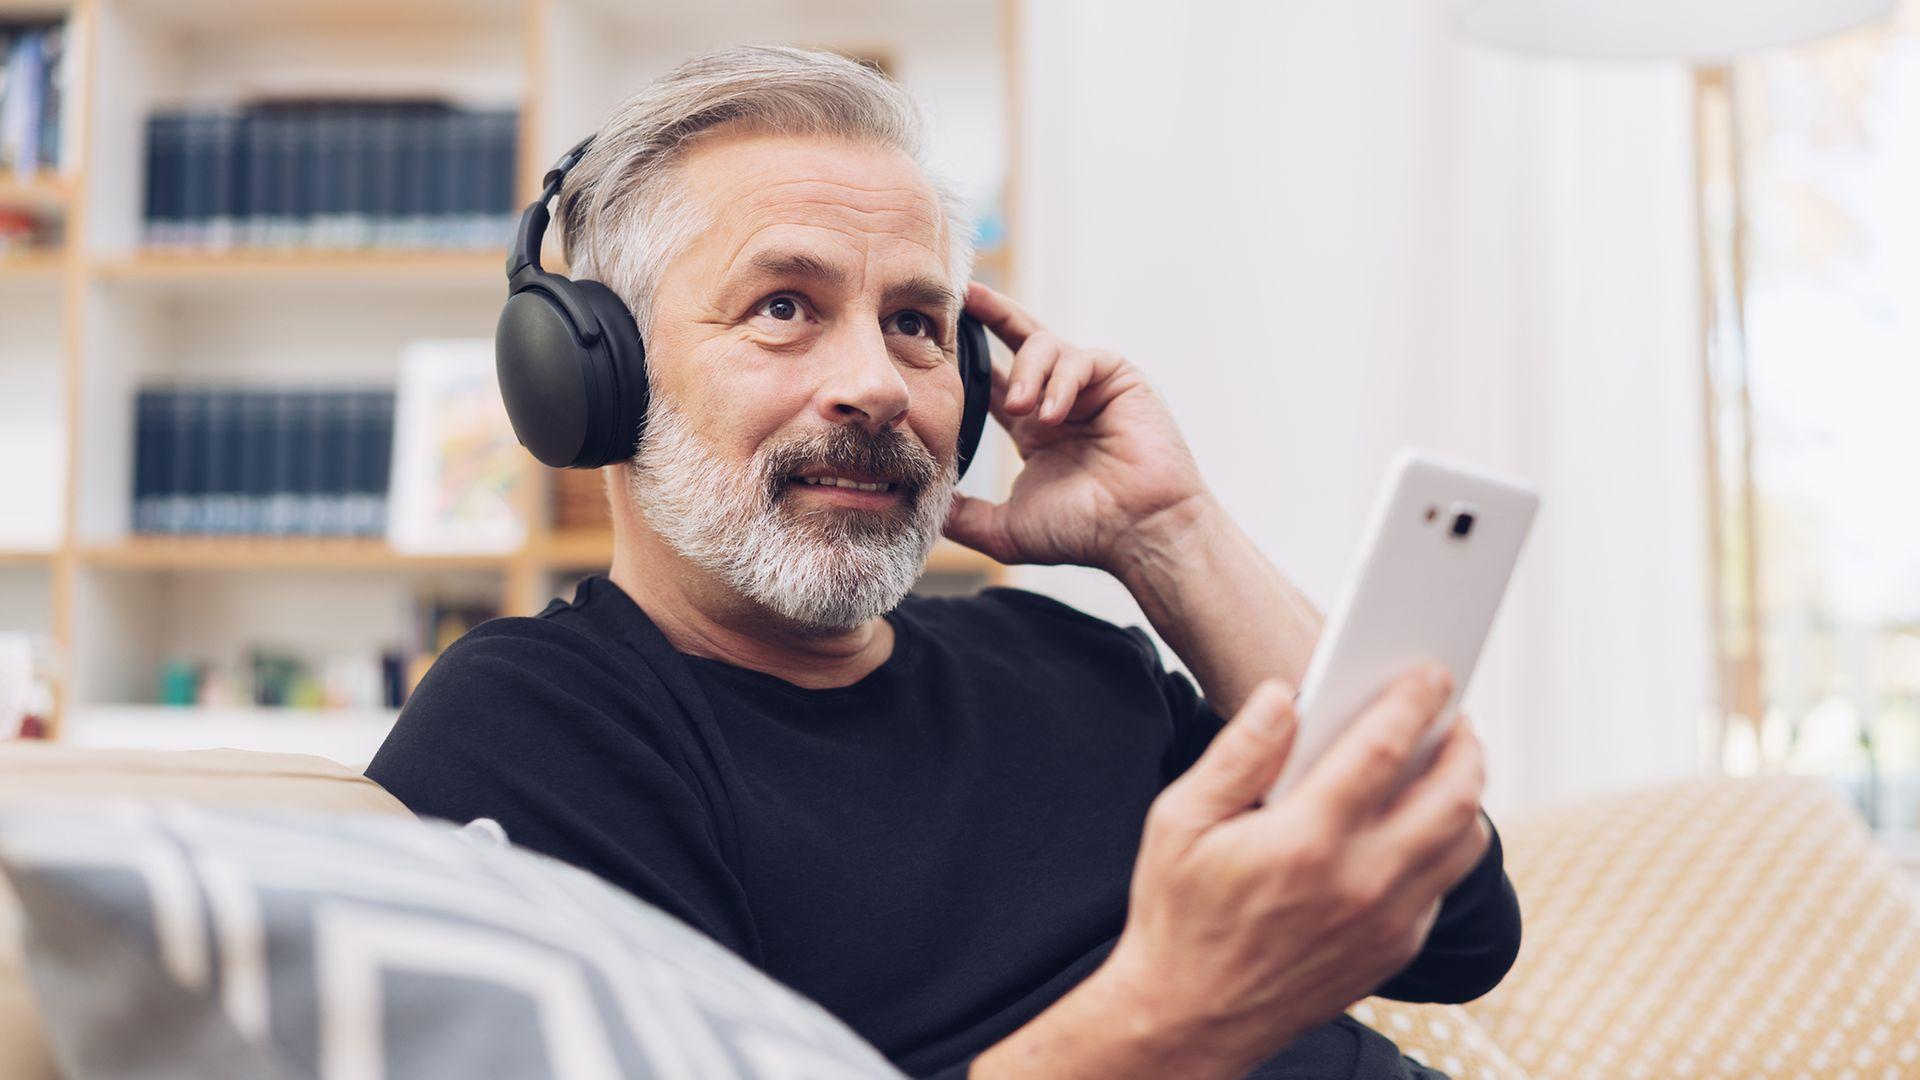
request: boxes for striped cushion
[0,801,902,1080]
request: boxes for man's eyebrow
[740,249,853,289]
[883,276,960,321]
[734,248,958,322]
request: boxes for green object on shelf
[157,658,200,707]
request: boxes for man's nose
[814,323,910,433]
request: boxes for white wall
[1008,0,1710,816]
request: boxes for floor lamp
[1452,0,1897,773]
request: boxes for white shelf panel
[62,705,399,770]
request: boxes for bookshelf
[0,0,1020,749]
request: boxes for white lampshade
[1454,0,1896,60]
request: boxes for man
[368,45,1518,1080]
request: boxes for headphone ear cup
[497,285,596,470]
[495,275,648,471]
[569,279,649,469]
[954,313,992,482]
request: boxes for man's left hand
[943,283,1215,574]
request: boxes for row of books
[0,20,65,175]
[142,101,519,251]
[132,387,396,537]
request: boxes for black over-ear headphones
[496,134,994,478]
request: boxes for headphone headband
[507,134,595,281]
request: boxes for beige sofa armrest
[1463,774,1920,1079]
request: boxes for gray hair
[556,44,976,341]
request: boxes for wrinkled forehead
[675,131,954,289]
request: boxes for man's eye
[757,295,804,322]
[885,310,934,338]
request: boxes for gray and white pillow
[0,801,903,1080]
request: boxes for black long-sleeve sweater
[367,574,1520,1079]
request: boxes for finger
[942,493,1017,563]
[966,281,1046,354]
[1396,805,1492,917]
[1375,720,1487,876]
[1005,333,1062,417]
[1158,679,1300,829]
[986,357,1020,430]
[1036,350,1095,424]
[1294,663,1454,826]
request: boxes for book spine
[37,25,62,171]
[203,385,240,534]
[287,103,314,248]
[179,111,211,248]
[370,104,399,248]
[265,389,298,535]
[205,110,239,251]
[288,390,319,535]
[315,389,350,535]
[246,108,276,248]
[272,106,298,248]
[368,389,396,538]
[132,389,161,534]
[311,106,344,248]
[343,104,370,248]
[141,114,169,247]
[486,109,519,247]
[172,386,207,534]
[239,389,273,534]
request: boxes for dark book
[314,389,352,535]
[171,386,209,534]
[353,389,396,536]
[245,108,279,248]
[286,103,315,247]
[142,114,181,247]
[368,103,402,248]
[483,108,519,248]
[239,389,276,534]
[179,111,214,248]
[201,386,243,534]
[205,110,242,250]
[132,389,168,534]
[311,105,348,247]
[36,24,62,170]
[266,390,301,535]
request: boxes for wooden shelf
[537,528,616,569]
[81,537,513,572]
[91,249,508,288]
[0,171,73,211]
[0,249,66,281]
[0,548,58,568]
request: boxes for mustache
[758,424,941,498]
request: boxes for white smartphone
[1264,448,1538,803]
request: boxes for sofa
[2,743,1916,1080]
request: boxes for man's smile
[784,472,906,508]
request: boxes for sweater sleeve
[1368,809,1523,1004]
[365,621,762,963]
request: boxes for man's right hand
[1095,665,1492,1078]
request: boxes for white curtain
[1007,0,1711,816]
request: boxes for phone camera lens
[1450,512,1475,538]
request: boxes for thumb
[1165,679,1300,826]
[943,492,1016,562]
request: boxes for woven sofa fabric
[0,744,413,1080]
[0,801,905,1080]
[1466,775,1920,1079]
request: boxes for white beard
[625,397,957,631]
